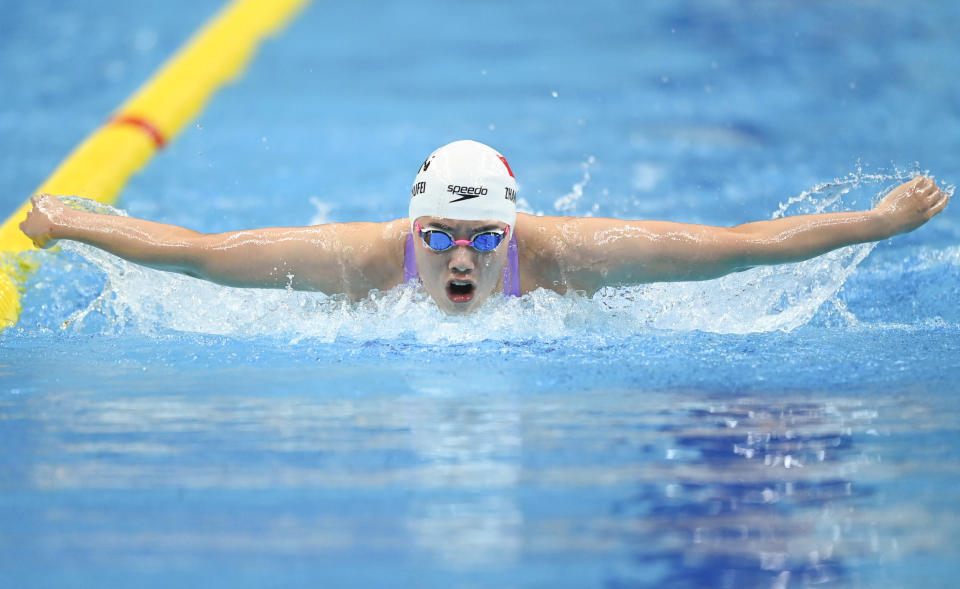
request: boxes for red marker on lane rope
[109,114,167,149]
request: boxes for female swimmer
[19,140,949,315]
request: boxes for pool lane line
[0,0,310,331]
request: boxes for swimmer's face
[412,217,510,315]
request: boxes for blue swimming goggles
[415,222,510,252]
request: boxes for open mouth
[446,279,476,303]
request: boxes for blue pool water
[2,1,959,587]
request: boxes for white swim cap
[409,140,518,230]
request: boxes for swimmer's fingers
[19,193,63,249]
[929,188,949,218]
[913,177,947,217]
[911,176,936,200]
[27,193,63,212]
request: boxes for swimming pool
[2,1,959,587]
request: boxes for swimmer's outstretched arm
[19,194,407,297]
[528,176,949,293]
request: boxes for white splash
[552,156,596,215]
[307,197,333,225]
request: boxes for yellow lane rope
[0,0,309,330]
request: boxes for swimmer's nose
[448,246,475,273]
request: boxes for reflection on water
[615,401,863,588]
[4,377,955,587]
[402,384,524,567]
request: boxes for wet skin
[411,216,510,315]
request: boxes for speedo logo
[448,185,487,196]
[448,184,487,203]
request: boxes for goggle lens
[417,224,508,252]
[471,232,503,251]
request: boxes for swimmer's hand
[19,193,71,249]
[873,176,949,237]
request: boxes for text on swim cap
[447,185,488,196]
[411,181,426,198]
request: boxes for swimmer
[19,140,949,315]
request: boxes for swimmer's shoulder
[364,217,408,289]
[515,213,557,250]
[304,217,408,293]
[515,214,633,293]
[515,213,573,292]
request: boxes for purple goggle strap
[502,231,520,296]
[403,230,418,283]
[402,230,520,297]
